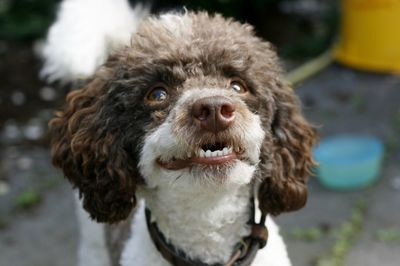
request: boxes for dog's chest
[119,201,292,266]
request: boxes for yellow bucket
[335,0,400,74]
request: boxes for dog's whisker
[173,173,184,183]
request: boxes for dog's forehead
[130,12,255,65]
[183,76,227,89]
[142,11,254,41]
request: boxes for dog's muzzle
[157,96,241,170]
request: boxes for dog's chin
[156,151,238,170]
[190,159,256,186]
[155,147,257,186]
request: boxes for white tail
[40,0,150,82]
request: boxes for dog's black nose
[192,96,235,133]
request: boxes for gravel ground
[277,64,400,266]
[0,42,399,266]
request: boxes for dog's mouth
[157,142,242,170]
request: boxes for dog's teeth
[199,147,236,158]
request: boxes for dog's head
[50,12,316,223]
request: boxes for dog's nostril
[194,106,210,121]
[221,103,235,119]
[192,96,235,133]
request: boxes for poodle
[45,2,316,266]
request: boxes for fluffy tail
[40,0,149,82]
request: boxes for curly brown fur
[257,81,317,215]
[49,11,316,223]
[50,69,145,223]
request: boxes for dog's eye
[229,79,247,94]
[146,86,168,104]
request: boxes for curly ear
[258,81,317,216]
[50,75,140,223]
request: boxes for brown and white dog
[44,2,316,265]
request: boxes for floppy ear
[258,80,317,216]
[49,74,140,223]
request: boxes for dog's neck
[139,181,253,265]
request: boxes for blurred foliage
[14,188,42,210]
[279,2,339,59]
[316,200,367,266]
[375,228,400,243]
[0,0,58,40]
[0,0,339,58]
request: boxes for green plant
[316,200,367,266]
[15,188,42,209]
[376,228,400,243]
[289,227,325,241]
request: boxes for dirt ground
[0,42,399,266]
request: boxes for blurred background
[0,0,399,265]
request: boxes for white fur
[40,0,149,82]
[137,181,253,264]
[251,215,292,266]
[121,201,291,266]
[157,11,193,38]
[74,193,110,266]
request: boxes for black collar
[145,199,268,266]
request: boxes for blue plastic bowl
[313,135,384,190]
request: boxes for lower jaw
[157,153,238,170]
